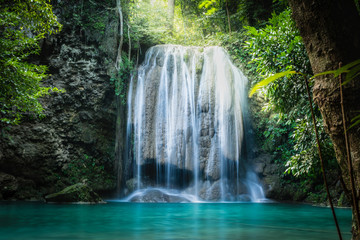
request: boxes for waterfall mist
[121,45,265,202]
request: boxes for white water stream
[123,45,265,202]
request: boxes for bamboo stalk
[303,75,343,240]
[339,62,360,237]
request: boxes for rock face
[45,183,105,203]
[252,153,285,198]
[0,11,118,200]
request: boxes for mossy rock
[45,183,105,204]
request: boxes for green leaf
[310,70,337,80]
[348,119,360,131]
[249,71,299,97]
[335,59,360,77]
[347,114,360,130]
[343,63,360,85]
[351,114,360,122]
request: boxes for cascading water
[122,45,265,202]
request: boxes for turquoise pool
[0,202,352,240]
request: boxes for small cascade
[122,45,265,202]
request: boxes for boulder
[129,189,190,203]
[45,183,105,204]
[0,172,18,199]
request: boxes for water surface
[0,202,352,240]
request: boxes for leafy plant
[0,0,62,124]
[241,9,336,179]
[244,9,311,114]
[251,59,360,130]
[110,55,134,105]
[285,117,335,177]
[63,154,114,190]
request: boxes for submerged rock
[45,183,105,204]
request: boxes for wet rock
[126,178,142,193]
[130,189,190,203]
[253,162,265,175]
[199,180,221,200]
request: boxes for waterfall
[123,45,265,202]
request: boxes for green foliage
[0,0,62,124]
[57,0,114,39]
[254,112,294,158]
[128,0,170,45]
[349,114,360,130]
[242,9,338,179]
[247,59,360,179]
[306,191,327,203]
[244,9,311,113]
[198,0,222,16]
[249,71,300,97]
[128,0,206,46]
[285,117,335,178]
[110,55,133,105]
[237,0,282,26]
[196,0,281,34]
[197,0,228,34]
[126,0,280,47]
[63,154,114,189]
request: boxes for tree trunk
[168,0,175,32]
[115,0,123,71]
[288,0,360,239]
[225,0,231,34]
